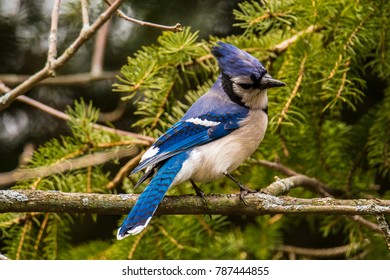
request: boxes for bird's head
[212,42,286,109]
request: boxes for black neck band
[221,73,248,109]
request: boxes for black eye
[238,83,252,89]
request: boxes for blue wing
[132,111,248,174]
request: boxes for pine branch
[1,189,389,216]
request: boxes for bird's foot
[223,172,257,205]
[190,179,208,204]
[238,184,257,205]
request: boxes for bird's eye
[238,83,252,89]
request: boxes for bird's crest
[211,42,266,79]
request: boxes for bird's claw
[239,184,257,205]
[191,180,208,204]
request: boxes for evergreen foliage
[1,0,390,259]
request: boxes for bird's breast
[183,109,268,183]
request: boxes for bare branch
[104,0,182,32]
[1,189,390,216]
[91,19,111,76]
[0,72,118,87]
[97,100,127,122]
[47,0,61,74]
[255,159,298,176]
[80,0,90,30]
[351,215,382,233]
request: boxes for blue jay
[117,42,285,240]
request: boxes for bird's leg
[223,172,257,205]
[190,180,211,221]
[190,179,207,203]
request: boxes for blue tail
[117,152,189,239]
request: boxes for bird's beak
[259,73,286,89]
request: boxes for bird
[117,42,286,240]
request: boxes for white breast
[172,109,268,186]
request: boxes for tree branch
[47,0,61,75]
[1,189,389,216]
[0,72,118,87]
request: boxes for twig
[0,80,10,93]
[255,159,298,176]
[376,214,390,250]
[47,0,61,75]
[336,59,351,99]
[34,213,50,251]
[80,0,90,30]
[97,100,127,122]
[0,0,124,111]
[351,215,383,234]
[127,229,147,259]
[104,0,182,33]
[91,19,111,76]
[271,25,323,54]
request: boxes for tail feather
[117,152,188,240]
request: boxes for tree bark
[1,189,389,216]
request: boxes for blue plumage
[131,111,248,174]
[117,42,286,240]
[211,42,266,79]
[117,152,190,238]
